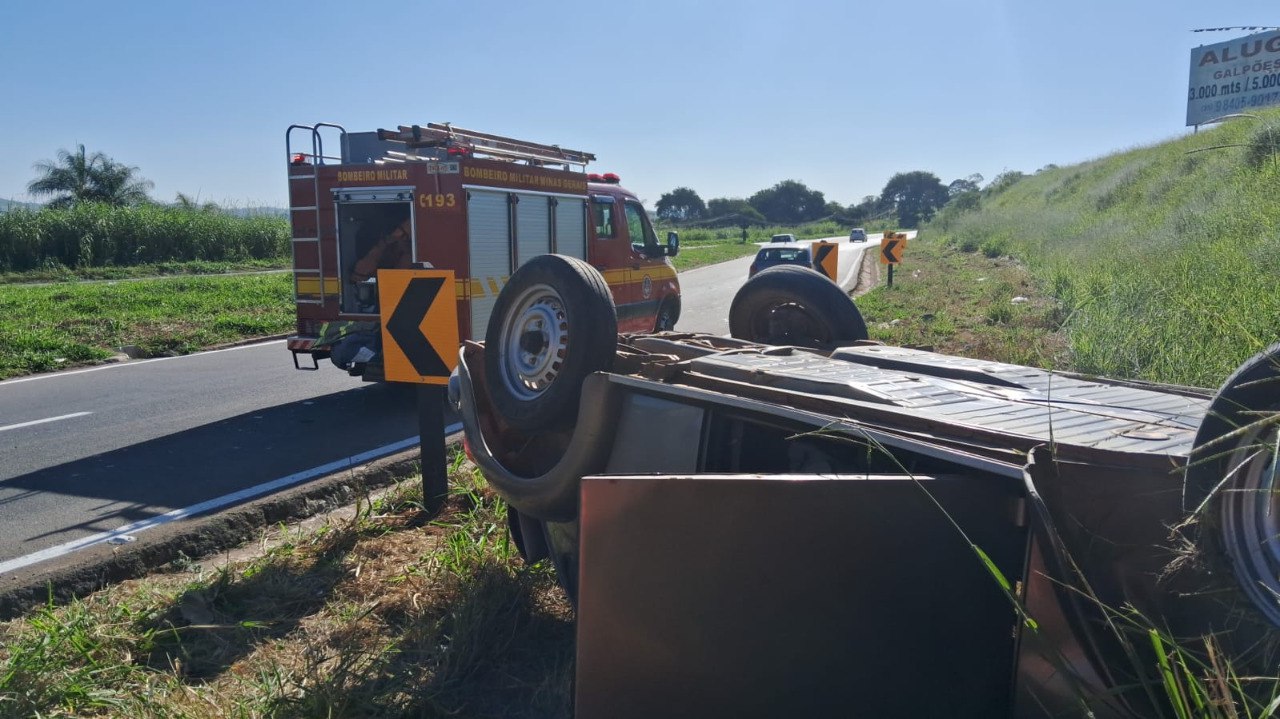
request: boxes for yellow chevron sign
[812,241,838,281]
[880,233,908,265]
[379,270,459,385]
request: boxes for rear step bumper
[287,335,329,370]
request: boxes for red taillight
[290,153,308,165]
[462,437,476,464]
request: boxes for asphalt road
[676,234,875,334]
[0,344,440,571]
[0,235,881,572]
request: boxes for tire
[654,296,681,332]
[1185,342,1280,626]
[728,265,868,349]
[484,255,617,432]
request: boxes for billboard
[1187,30,1280,126]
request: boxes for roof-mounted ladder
[376,123,595,169]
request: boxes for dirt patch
[850,246,880,298]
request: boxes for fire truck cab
[284,122,680,380]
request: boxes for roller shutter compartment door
[467,190,512,338]
[515,193,551,268]
[555,197,587,260]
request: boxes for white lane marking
[0,422,464,576]
[0,412,92,433]
[0,341,279,388]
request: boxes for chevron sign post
[379,269,459,515]
[880,232,908,287]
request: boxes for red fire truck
[284,122,680,379]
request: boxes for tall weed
[932,109,1280,387]
[0,204,289,272]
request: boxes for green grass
[0,259,288,284]
[854,238,1070,369]
[671,241,760,271]
[0,462,574,718]
[928,109,1280,387]
[0,204,289,273]
[0,273,294,379]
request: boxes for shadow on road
[0,382,424,555]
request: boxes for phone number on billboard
[1194,91,1280,117]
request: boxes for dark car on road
[769,233,797,243]
[749,246,811,277]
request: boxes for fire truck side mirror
[665,231,680,258]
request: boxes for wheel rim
[657,303,674,331]
[1219,411,1280,625]
[751,302,831,347]
[498,283,568,401]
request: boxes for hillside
[927,110,1280,388]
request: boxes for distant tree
[736,205,767,223]
[706,197,750,218]
[700,197,755,226]
[1037,164,1059,173]
[175,192,220,213]
[949,191,981,213]
[28,144,153,208]
[748,180,826,224]
[847,195,882,223]
[654,187,705,222]
[879,171,948,227]
[985,170,1026,194]
[947,173,984,197]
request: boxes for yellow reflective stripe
[295,276,340,294]
[440,266,675,301]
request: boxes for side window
[623,201,657,251]
[592,198,616,238]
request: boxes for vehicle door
[619,199,663,332]
[586,194,637,316]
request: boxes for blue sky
[0,1,1272,209]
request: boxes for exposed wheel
[484,255,617,432]
[654,296,681,332]
[728,265,868,349]
[1185,342,1280,626]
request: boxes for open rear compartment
[332,191,414,314]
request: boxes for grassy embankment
[915,110,1280,388]
[0,462,576,718]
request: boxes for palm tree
[27,144,153,208]
[174,192,220,213]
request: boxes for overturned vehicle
[450,255,1279,718]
